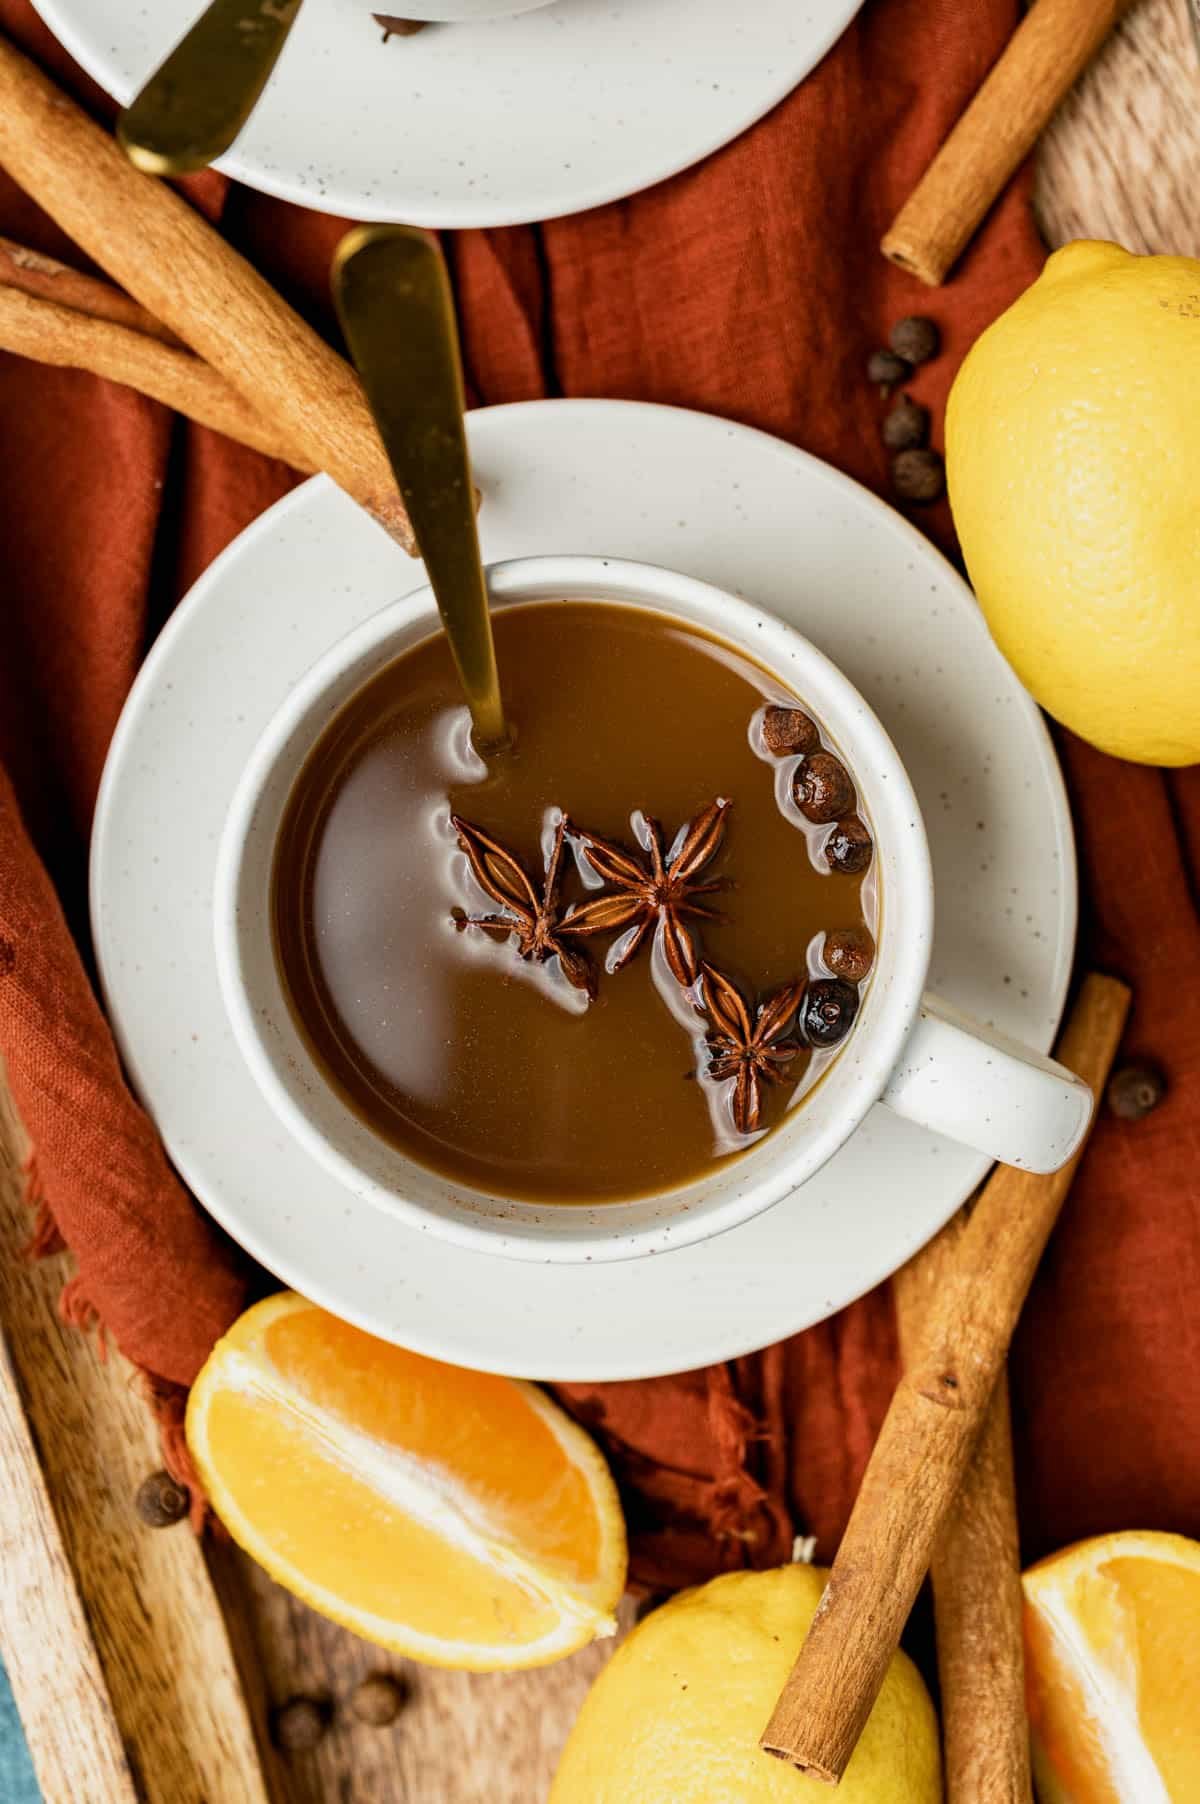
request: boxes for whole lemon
[946,240,1200,765]
[549,1565,942,1803]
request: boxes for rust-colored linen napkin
[1,0,1197,1576]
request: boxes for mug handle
[879,992,1094,1173]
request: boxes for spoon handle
[333,225,508,751]
[118,0,304,176]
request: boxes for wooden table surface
[2,4,1198,1800]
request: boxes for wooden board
[3,4,1199,1800]
[212,1550,633,1804]
[0,1081,280,1804]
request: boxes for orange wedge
[187,1293,627,1670]
[1023,1530,1200,1803]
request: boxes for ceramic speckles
[31,0,862,226]
[91,400,1076,1380]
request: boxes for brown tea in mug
[272,601,877,1203]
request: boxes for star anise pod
[451,814,593,995]
[562,800,731,987]
[699,963,804,1135]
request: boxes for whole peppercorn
[272,1696,329,1753]
[351,1674,408,1727]
[867,348,911,389]
[1106,1061,1166,1121]
[891,447,946,504]
[889,315,940,366]
[801,978,860,1048]
[762,705,818,758]
[882,395,930,452]
[825,815,873,875]
[135,1469,189,1528]
[823,926,875,984]
[793,752,856,824]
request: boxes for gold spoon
[332,225,509,752]
[117,0,304,176]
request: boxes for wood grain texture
[212,1545,632,1804]
[895,1227,1033,1804]
[0,1327,138,1804]
[760,976,1131,1782]
[0,1079,278,1804]
[0,33,413,550]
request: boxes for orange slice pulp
[187,1293,627,1670]
[1023,1529,1200,1802]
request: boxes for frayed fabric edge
[21,1149,65,1256]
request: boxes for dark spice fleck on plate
[373,14,428,38]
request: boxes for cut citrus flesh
[187,1293,627,1669]
[1023,1530,1200,1803]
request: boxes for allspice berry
[1106,1062,1166,1121]
[762,705,818,757]
[351,1674,407,1727]
[793,752,856,824]
[823,925,875,984]
[891,447,945,504]
[889,315,940,366]
[801,978,860,1048]
[825,815,874,875]
[882,395,930,452]
[135,1469,189,1528]
[867,348,911,388]
[272,1696,329,1753]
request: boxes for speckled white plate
[30,0,861,226]
[91,399,1075,1380]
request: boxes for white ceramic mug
[215,556,1092,1264]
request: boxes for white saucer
[31,0,860,227]
[91,400,1076,1381]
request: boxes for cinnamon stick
[881,0,1132,287]
[761,973,1130,1782]
[0,235,182,345]
[894,1225,1033,1802]
[0,33,413,550]
[0,284,309,469]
